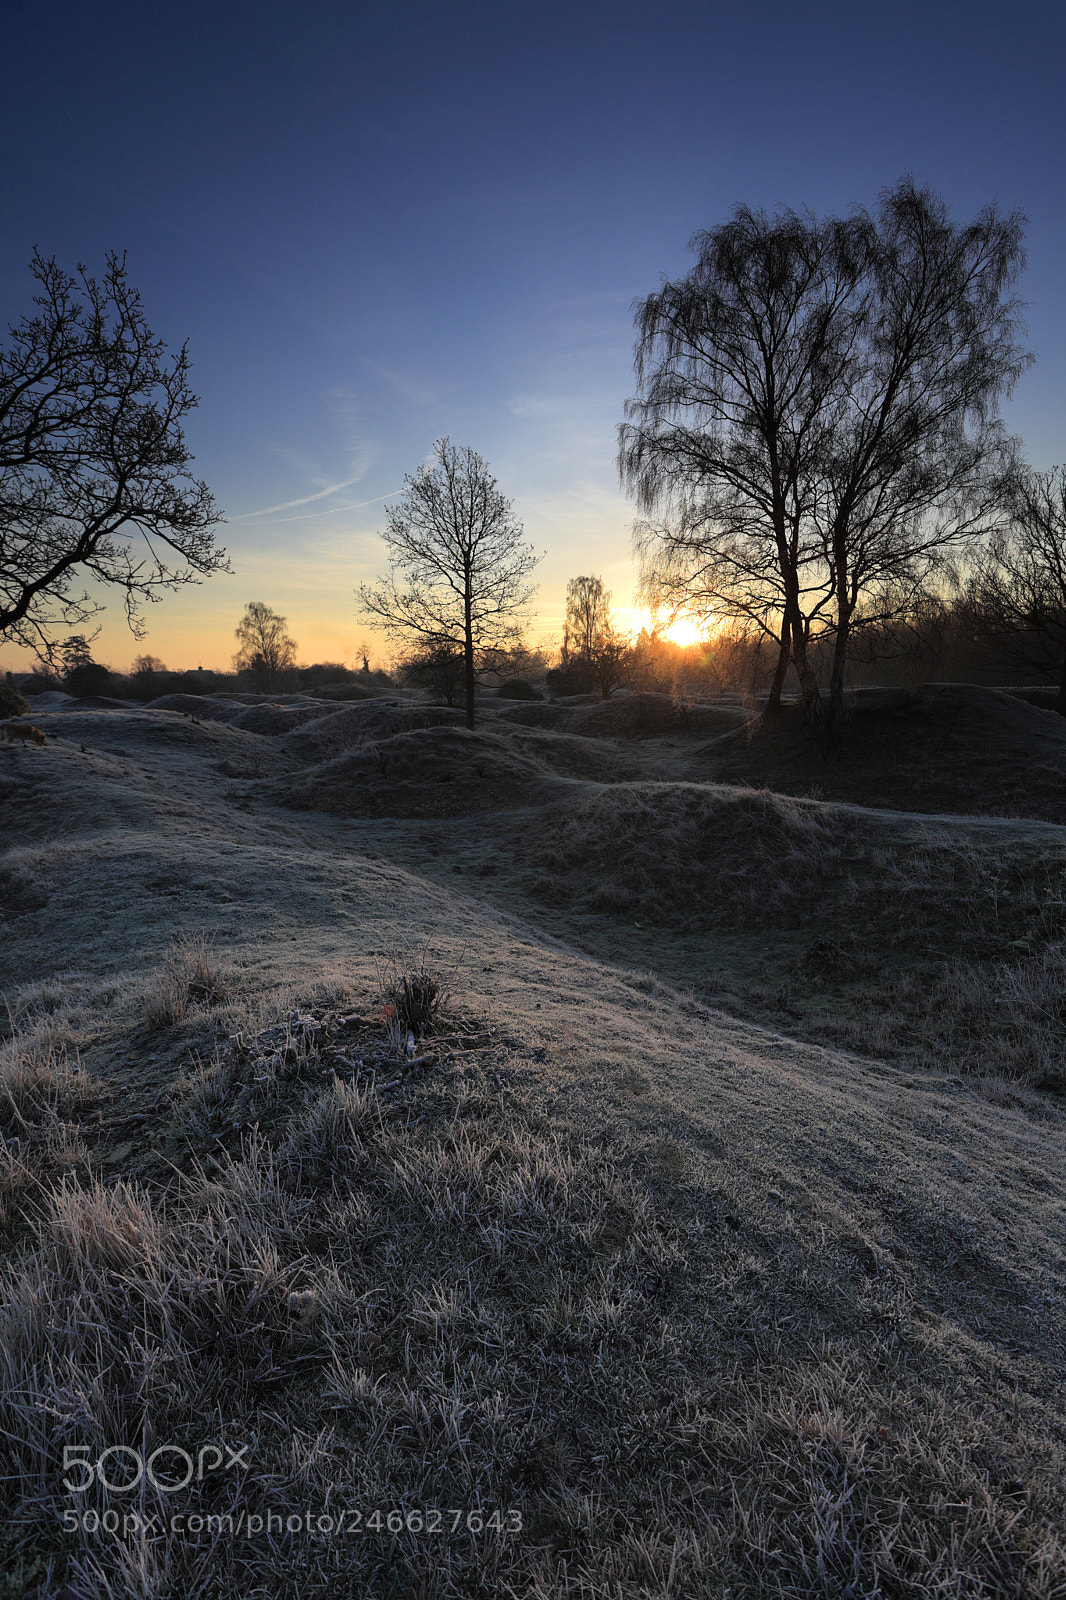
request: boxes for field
[1,684,1064,1600]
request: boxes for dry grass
[0,1027,101,1225]
[1,994,1063,1599]
[521,783,854,927]
[3,698,1066,1595]
[812,944,1066,1087]
[144,932,234,1030]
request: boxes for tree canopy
[233,601,298,689]
[621,179,1030,727]
[357,439,540,728]
[0,250,227,661]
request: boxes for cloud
[236,476,373,518]
[252,490,401,526]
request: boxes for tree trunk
[765,633,790,716]
[463,583,476,730]
[826,618,851,737]
[787,610,822,723]
[1057,646,1066,715]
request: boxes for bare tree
[961,465,1066,709]
[561,575,630,698]
[562,576,612,666]
[621,204,864,715]
[621,180,1029,730]
[233,601,298,690]
[0,250,227,661]
[357,438,540,729]
[809,182,1027,729]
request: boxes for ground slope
[705,684,1066,821]
[0,701,1063,1598]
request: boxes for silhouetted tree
[233,601,298,689]
[0,251,227,662]
[562,576,611,666]
[621,179,1029,731]
[357,439,540,729]
[398,640,466,706]
[560,575,631,697]
[962,465,1066,709]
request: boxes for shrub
[545,663,598,697]
[497,678,543,701]
[299,662,354,688]
[145,933,233,1030]
[377,945,453,1046]
[64,662,112,698]
[0,683,30,718]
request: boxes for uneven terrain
[1,684,1064,1599]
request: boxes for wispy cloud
[236,476,372,518]
[253,490,401,525]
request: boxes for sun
[662,616,701,647]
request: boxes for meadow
[1,681,1064,1599]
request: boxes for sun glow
[662,616,702,648]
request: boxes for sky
[2,0,1064,675]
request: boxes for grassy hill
[1,688,1064,1599]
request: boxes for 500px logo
[62,1444,250,1495]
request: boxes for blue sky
[2,0,1063,672]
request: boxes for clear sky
[2,0,1063,675]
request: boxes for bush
[377,945,453,1050]
[145,933,233,1030]
[400,645,465,706]
[497,678,543,701]
[64,662,112,698]
[545,663,598,697]
[0,683,31,718]
[299,662,354,688]
[19,671,62,696]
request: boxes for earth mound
[495,701,575,731]
[281,700,466,764]
[708,682,1066,821]
[65,695,142,710]
[568,693,749,740]
[226,701,332,735]
[517,782,854,927]
[270,724,559,817]
[496,693,749,741]
[22,691,75,708]
[146,693,241,719]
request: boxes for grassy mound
[518,779,1066,937]
[569,692,748,741]
[497,694,749,742]
[272,725,562,817]
[225,701,332,735]
[1,978,1063,1599]
[709,683,1066,821]
[494,701,575,731]
[520,783,852,926]
[309,680,380,701]
[273,721,642,818]
[145,693,241,719]
[281,701,465,764]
